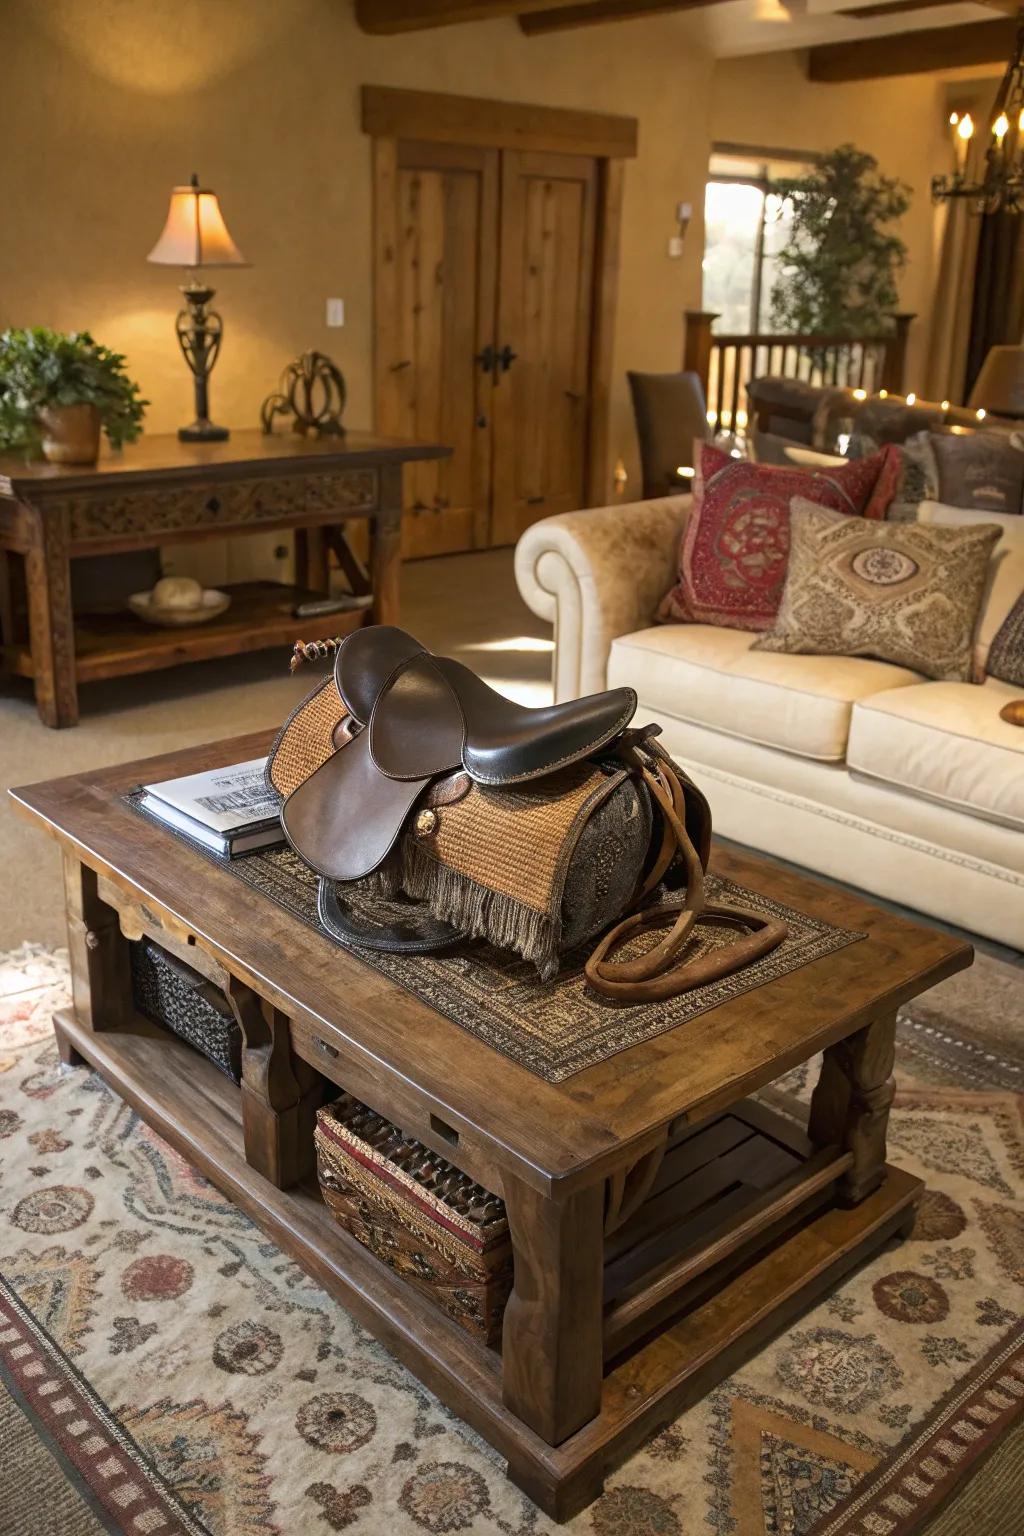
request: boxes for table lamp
[968,345,1024,420]
[147,173,248,442]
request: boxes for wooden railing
[684,311,915,437]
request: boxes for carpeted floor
[0,549,551,952]
[1,942,1021,1536]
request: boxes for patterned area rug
[1,941,1022,1536]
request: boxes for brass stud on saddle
[414,808,438,838]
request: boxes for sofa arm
[515,495,689,701]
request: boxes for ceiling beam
[807,16,1016,80]
[355,0,561,34]
[519,0,729,34]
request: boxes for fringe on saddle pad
[364,837,562,979]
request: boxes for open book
[139,758,284,857]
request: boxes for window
[702,148,816,334]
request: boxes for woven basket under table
[315,1095,512,1344]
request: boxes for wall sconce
[667,201,693,259]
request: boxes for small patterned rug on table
[0,941,1022,1536]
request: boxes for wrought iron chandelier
[932,9,1024,215]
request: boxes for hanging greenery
[767,145,911,337]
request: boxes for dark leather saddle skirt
[281,625,637,882]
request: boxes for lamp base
[178,421,230,443]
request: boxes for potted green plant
[0,327,147,465]
[767,145,911,337]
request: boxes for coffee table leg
[809,1010,897,1205]
[501,1176,604,1446]
[58,855,132,1062]
[226,978,320,1190]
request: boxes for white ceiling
[704,0,1005,59]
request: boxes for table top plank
[0,429,451,499]
[10,731,972,1188]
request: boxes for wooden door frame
[364,84,636,508]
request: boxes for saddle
[269,625,787,1003]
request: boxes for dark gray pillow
[930,432,1024,516]
[988,589,1024,686]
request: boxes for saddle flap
[281,726,428,882]
[369,652,465,783]
[334,625,426,726]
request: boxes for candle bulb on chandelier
[993,112,1010,146]
[955,111,974,173]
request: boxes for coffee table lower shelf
[52,1006,921,1521]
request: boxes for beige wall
[0,4,989,574]
[710,50,951,390]
[0,0,717,552]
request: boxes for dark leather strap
[317,877,464,955]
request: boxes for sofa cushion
[754,500,1002,682]
[607,624,920,762]
[848,679,1024,830]
[657,444,896,633]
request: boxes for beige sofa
[515,495,1024,949]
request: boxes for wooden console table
[10,733,972,1520]
[0,430,448,727]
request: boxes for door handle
[498,345,518,372]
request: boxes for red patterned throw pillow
[658,444,897,631]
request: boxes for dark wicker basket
[315,1095,512,1344]
[129,938,242,1083]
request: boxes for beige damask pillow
[752,499,1003,682]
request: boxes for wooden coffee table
[10,732,973,1521]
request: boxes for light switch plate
[326,297,345,327]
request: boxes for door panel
[377,141,498,559]
[490,151,597,547]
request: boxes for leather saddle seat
[282,625,637,883]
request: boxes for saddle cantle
[272,624,787,1002]
[281,625,637,882]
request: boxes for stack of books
[139,758,284,857]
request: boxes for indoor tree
[767,145,911,336]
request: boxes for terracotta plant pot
[38,402,101,465]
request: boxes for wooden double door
[375,140,600,557]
